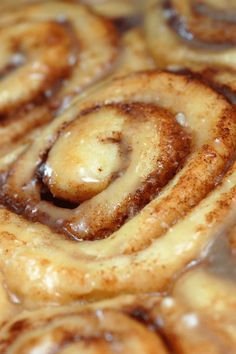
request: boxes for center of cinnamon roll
[1,101,190,240]
[43,106,127,203]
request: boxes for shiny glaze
[0,2,235,353]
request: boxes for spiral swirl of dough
[0,71,235,307]
[1,266,236,353]
[2,101,190,240]
[0,0,117,152]
[145,0,236,99]
[0,296,168,354]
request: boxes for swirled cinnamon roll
[0,0,156,158]
[1,266,236,353]
[145,0,236,100]
[0,0,118,154]
[0,71,235,307]
[0,295,168,354]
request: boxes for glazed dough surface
[0,1,236,353]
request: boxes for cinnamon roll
[145,0,236,101]
[0,71,235,307]
[1,266,236,353]
[0,3,236,350]
[0,0,118,154]
[0,295,168,354]
[0,0,156,159]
